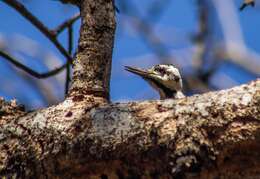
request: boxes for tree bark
[0,0,259,179]
[0,79,259,178]
[69,0,116,101]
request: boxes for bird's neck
[160,88,176,99]
[146,77,184,99]
[160,90,184,99]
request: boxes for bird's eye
[174,76,180,82]
[155,67,166,75]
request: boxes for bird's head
[125,64,183,99]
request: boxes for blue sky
[0,0,259,108]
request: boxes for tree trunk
[0,0,259,178]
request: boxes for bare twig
[192,0,209,69]
[2,0,73,63]
[2,0,81,97]
[0,50,67,78]
[54,13,80,35]
[193,0,218,83]
[65,25,73,94]
[214,46,260,75]
[11,67,55,108]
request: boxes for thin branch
[193,0,218,83]
[68,26,73,55]
[0,50,66,79]
[214,46,260,75]
[11,66,54,107]
[54,13,80,35]
[192,0,209,69]
[2,0,73,63]
[65,25,73,94]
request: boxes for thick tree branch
[69,0,116,101]
[0,80,259,178]
[0,0,259,178]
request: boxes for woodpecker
[125,64,185,99]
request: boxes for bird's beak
[125,66,153,78]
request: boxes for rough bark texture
[0,0,260,178]
[69,0,116,101]
[0,80,259,178]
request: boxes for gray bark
[0,0,259,178]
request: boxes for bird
[125,64,185,99]
[240,0,255,11]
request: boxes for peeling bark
[0,0,260,178]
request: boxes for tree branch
[2,0,73,63]
[0,0,259,178]
[65,25,73,94]
[69,0,116,101]
[0,80,259,178]
[54,13,80,35]
[0,50,67,78]
[214,46,260,75]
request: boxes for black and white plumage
[125,64,185,99]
